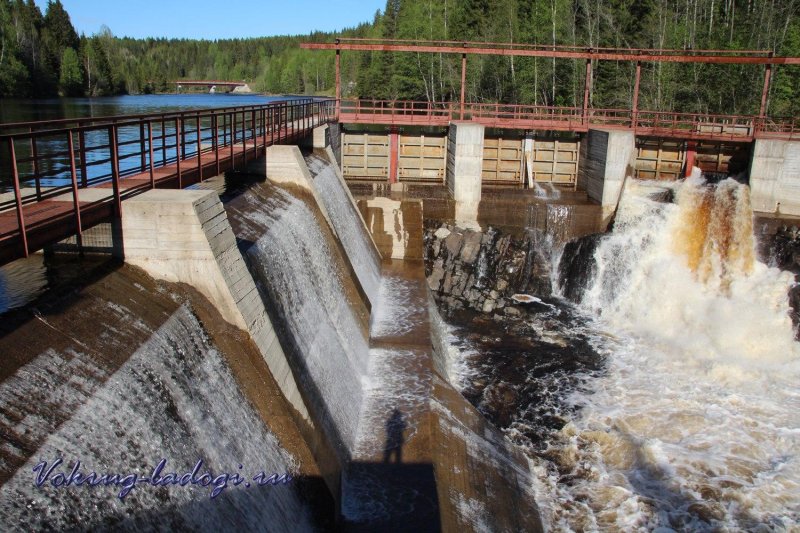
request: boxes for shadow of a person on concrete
[383,408,406,464]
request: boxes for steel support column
[460,52,467,119]
[389,129,400,184]
[685,141,697,177]
[632,61,641,128]
[759,63,773,119]
[583,58,592,124]
[335,47,341,118]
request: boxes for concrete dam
[0,77,799,530]
[0,127,545,531]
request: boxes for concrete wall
[750,139,800,215]
[265,145,336,229]
[578,128,636,222]
[447,122,485,228]
[120,189,311,422]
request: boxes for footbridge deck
[0,99,336,266]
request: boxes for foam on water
[0,305,312,531]
[539,177,800,530]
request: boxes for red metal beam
[335,49,341,118]
[301,41,800,65]
[582,59,592,125]
[632,62,641,128]
[759,63,773,118]
[460,53,467,119]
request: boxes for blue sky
[33,0,385,39]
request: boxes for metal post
[271,106,276,145]
[79,129,88,187]
[67,131,83,238]
[8,139,29,257]
[197,114,202,181]
[685,141,697,177]
[30,130,41,201]
[175,118,182,188]
[262,108,267,150]
[759,63,772,119]
[335,47,341,118]
[583,57,592,125]
[109,126,122,217]
[139,122,146,172]
[214,114,220,175]
[161,118,167,166]
[148,121,155,188]
[230,112,235,170]
[180,117,186,159]
[632,61,641,129]
[460,52,467,119]
[251,109,256,160]
[389,129,399,184]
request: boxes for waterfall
[541,177,800,530]
[305,151,381,305]
[228,183,371,457]
[0,305,313,531]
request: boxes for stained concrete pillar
[749,139,800,216]
[577,128,636,224]
[447,121,484,228]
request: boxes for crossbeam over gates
[301,38,800,136]
[0,99,337,266]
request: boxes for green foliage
[0,0,798,118]
[58,46,81,95]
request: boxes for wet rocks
[424,221,553,314]
[766,225,800,339]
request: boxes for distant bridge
[173,80,249,88]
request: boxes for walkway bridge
[298,39,800,215]
[0,99,335,266]
[173,80,249,90]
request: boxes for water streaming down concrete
[223,179,371,461]
[305,149,382,307]
[0,264,319,531]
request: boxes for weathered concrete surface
[265,144,335,229]
[357,197,424,260]
[577,128,636,223]
[0,263,326,504]
[447,122,485,229]
[354,187,544,532]
[750,139,800,216]
[300,124,330,149]
[120,188,311,423]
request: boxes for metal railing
[0,98,336,263]
[338,98,799,141]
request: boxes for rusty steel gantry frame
[302,38,800,123]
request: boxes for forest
[0,0,799,117]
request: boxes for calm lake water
[0,93,295,123]
[0,94,306,192]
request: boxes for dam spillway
[0,120,798,533]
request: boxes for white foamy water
[539,178,800,531]
[306,151,382,305]
[0,306,312,531]
[245,187,371,455]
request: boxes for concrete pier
[120,189,311,422]
[750,139,800,215]
[446,122,485,227]
[577,128,636,223]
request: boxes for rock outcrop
[424,221,554,314]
